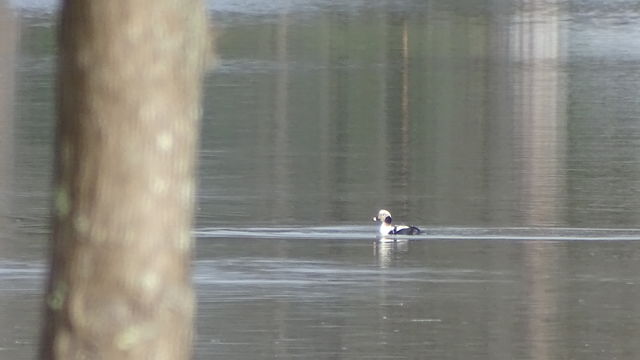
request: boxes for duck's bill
[372,216,379,222]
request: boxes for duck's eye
[385,216,392,223]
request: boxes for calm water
[3,0,640,359]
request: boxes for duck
[372,209,421,236]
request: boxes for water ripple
[196,226,640,241]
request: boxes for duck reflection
[373,238,409,268]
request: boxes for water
[3,0,640,358]
[194,238,640,359]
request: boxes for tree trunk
[40,1,208,359]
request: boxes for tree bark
[40,1,208,359]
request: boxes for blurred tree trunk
[40,1,208,359]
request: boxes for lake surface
[3,0,640,359]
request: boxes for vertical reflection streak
[0,2,17,244]
[272,3,291,221]
[510,1,567,359]
[513,0,567,226]
[400,19,410,212]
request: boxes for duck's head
[372,209,393,224]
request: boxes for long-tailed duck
[372,209,421,236]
